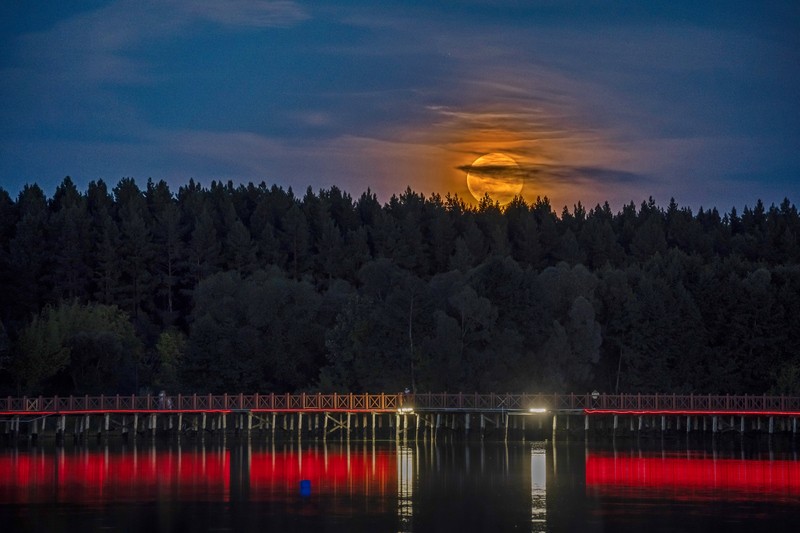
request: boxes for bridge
[2,392,799,441]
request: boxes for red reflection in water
[0,447,397,505]
[249,449,396,498]
[586,452,800,502]
[0,448,231,504]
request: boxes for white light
[528,408,547,413]
[398,407,414,414]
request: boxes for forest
[0,176,798,397]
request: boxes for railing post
[193,393,197,410]
[302,392,306,409]
[238,393,244,409]
[270,392,274,409]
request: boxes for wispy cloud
[454,162,648,188]
[11,0,308,86]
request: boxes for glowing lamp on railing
[398,407,414,414]
[528,408,547,413]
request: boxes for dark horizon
[1,175,798,399]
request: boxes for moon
[466,153,523,205]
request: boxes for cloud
[10,0,308,86]
[454,162,647,188]
[181,0,308,28]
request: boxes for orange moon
[466,153,523,205]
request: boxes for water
[1,437,798,532]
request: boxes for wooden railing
[2,393,800,414]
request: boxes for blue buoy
[299,479,311,496]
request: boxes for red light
[586,453,800,502]
[0,447,397,505]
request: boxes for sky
[1,0,799,212]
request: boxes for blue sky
[1,1,798,211]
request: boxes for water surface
[1,437,798,532]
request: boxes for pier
[2,392,799,442]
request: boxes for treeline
[0,176,798,396]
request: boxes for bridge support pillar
[297,412,303,439]
[551,414,557,441]
[584,415,589,433]
[58,415,66,442]
[712,416,718,433]
[769,417,774,434]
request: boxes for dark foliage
[1,177,798,395]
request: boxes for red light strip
[0,408,403,417]
[3,408,798,416]
[584,409,800,416]
[0,410,233,416]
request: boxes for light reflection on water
[0,438,798,532]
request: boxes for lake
[1,436,798,532]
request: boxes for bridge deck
[2,392,799,416]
